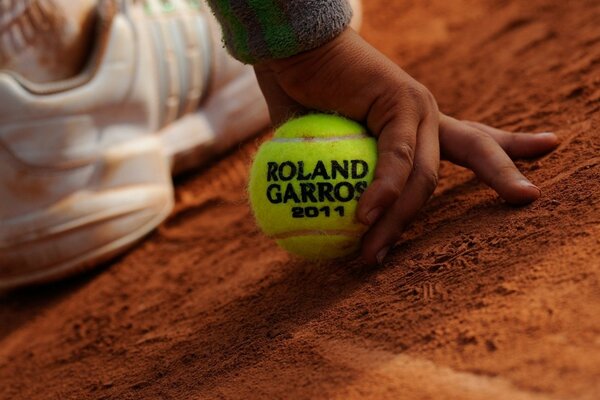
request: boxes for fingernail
[365,207,383,225]
[376,246,390,265]
[521,180,541,197]
[537,132,560,145]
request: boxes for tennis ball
[248,114,377,259]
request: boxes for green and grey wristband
[206,0,353,64]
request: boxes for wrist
[207,0,353,64]
[259,29,357,73]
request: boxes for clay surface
[1,0,599,398]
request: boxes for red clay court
[1,0,599,398]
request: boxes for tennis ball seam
[270,229,363,240]
[248,113,377,259]
[271,133,369,143]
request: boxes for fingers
[356,112,419,225]
[462,121,559,158]
[361,111,440,265]
[439,115,541,204]
[357,86,439,226]
[254,65,308,126]
[260,29,442,227]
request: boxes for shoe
[349,0,363,31]
[0,0,269,290]
[164,0,362,174]
[0,0,363,290]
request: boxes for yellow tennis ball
[248,114,378,259]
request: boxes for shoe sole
[0,135,174,290]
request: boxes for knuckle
[464,130,496,165]
[379,143,415,185]
[400,84,433,114]
[369,92,406,134]
[468,128,494,145]
[493,164,519,181]
[489,166,518,190]
[415,165,439,194]
[378,178,403,200]
[378,92,405,120]
[402,84,426,102]
[390,142,416,166]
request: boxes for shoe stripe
[175,14,201,114]
[171,0,211,116]
[142,0,181,127]
[155,15,181,126]
[165,17,189,119]
[144,19,169,128]
[142,0,211,127]
[172,0,207,114]
[191,12,212,104]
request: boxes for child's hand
[254,29,559,265]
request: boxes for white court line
[306,335,561,400]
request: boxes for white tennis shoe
[0,0,269,289]
[0,0,363,290]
